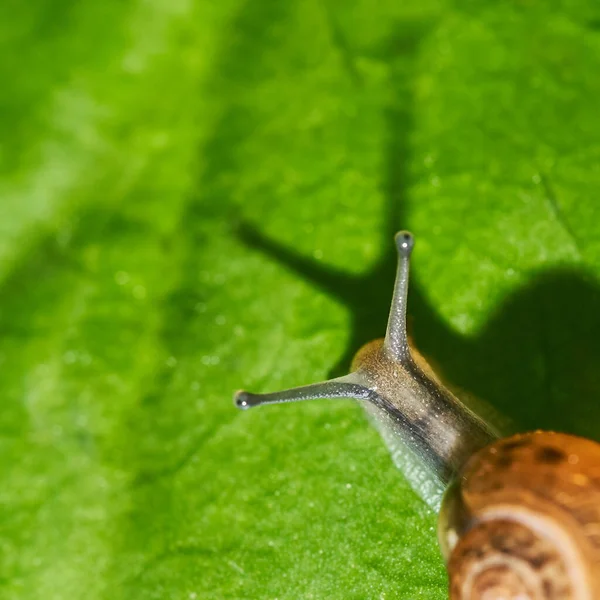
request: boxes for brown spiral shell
[439,431,600,599]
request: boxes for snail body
[235,231,600,598]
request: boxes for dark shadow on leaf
[433,268,600,439]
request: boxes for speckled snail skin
[234,231,600,599]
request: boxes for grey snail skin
[234,231,600,599]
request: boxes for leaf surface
[2,0,600,598]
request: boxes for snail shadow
[234,13,600,443]
[236,221,600,442]
[439,267,600,439]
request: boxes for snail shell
[440,431,600,599]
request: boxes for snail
[234,231,600,599]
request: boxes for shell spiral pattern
[443,432,600,599]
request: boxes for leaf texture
[2,0,600,598]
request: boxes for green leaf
[2,0,600,598]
